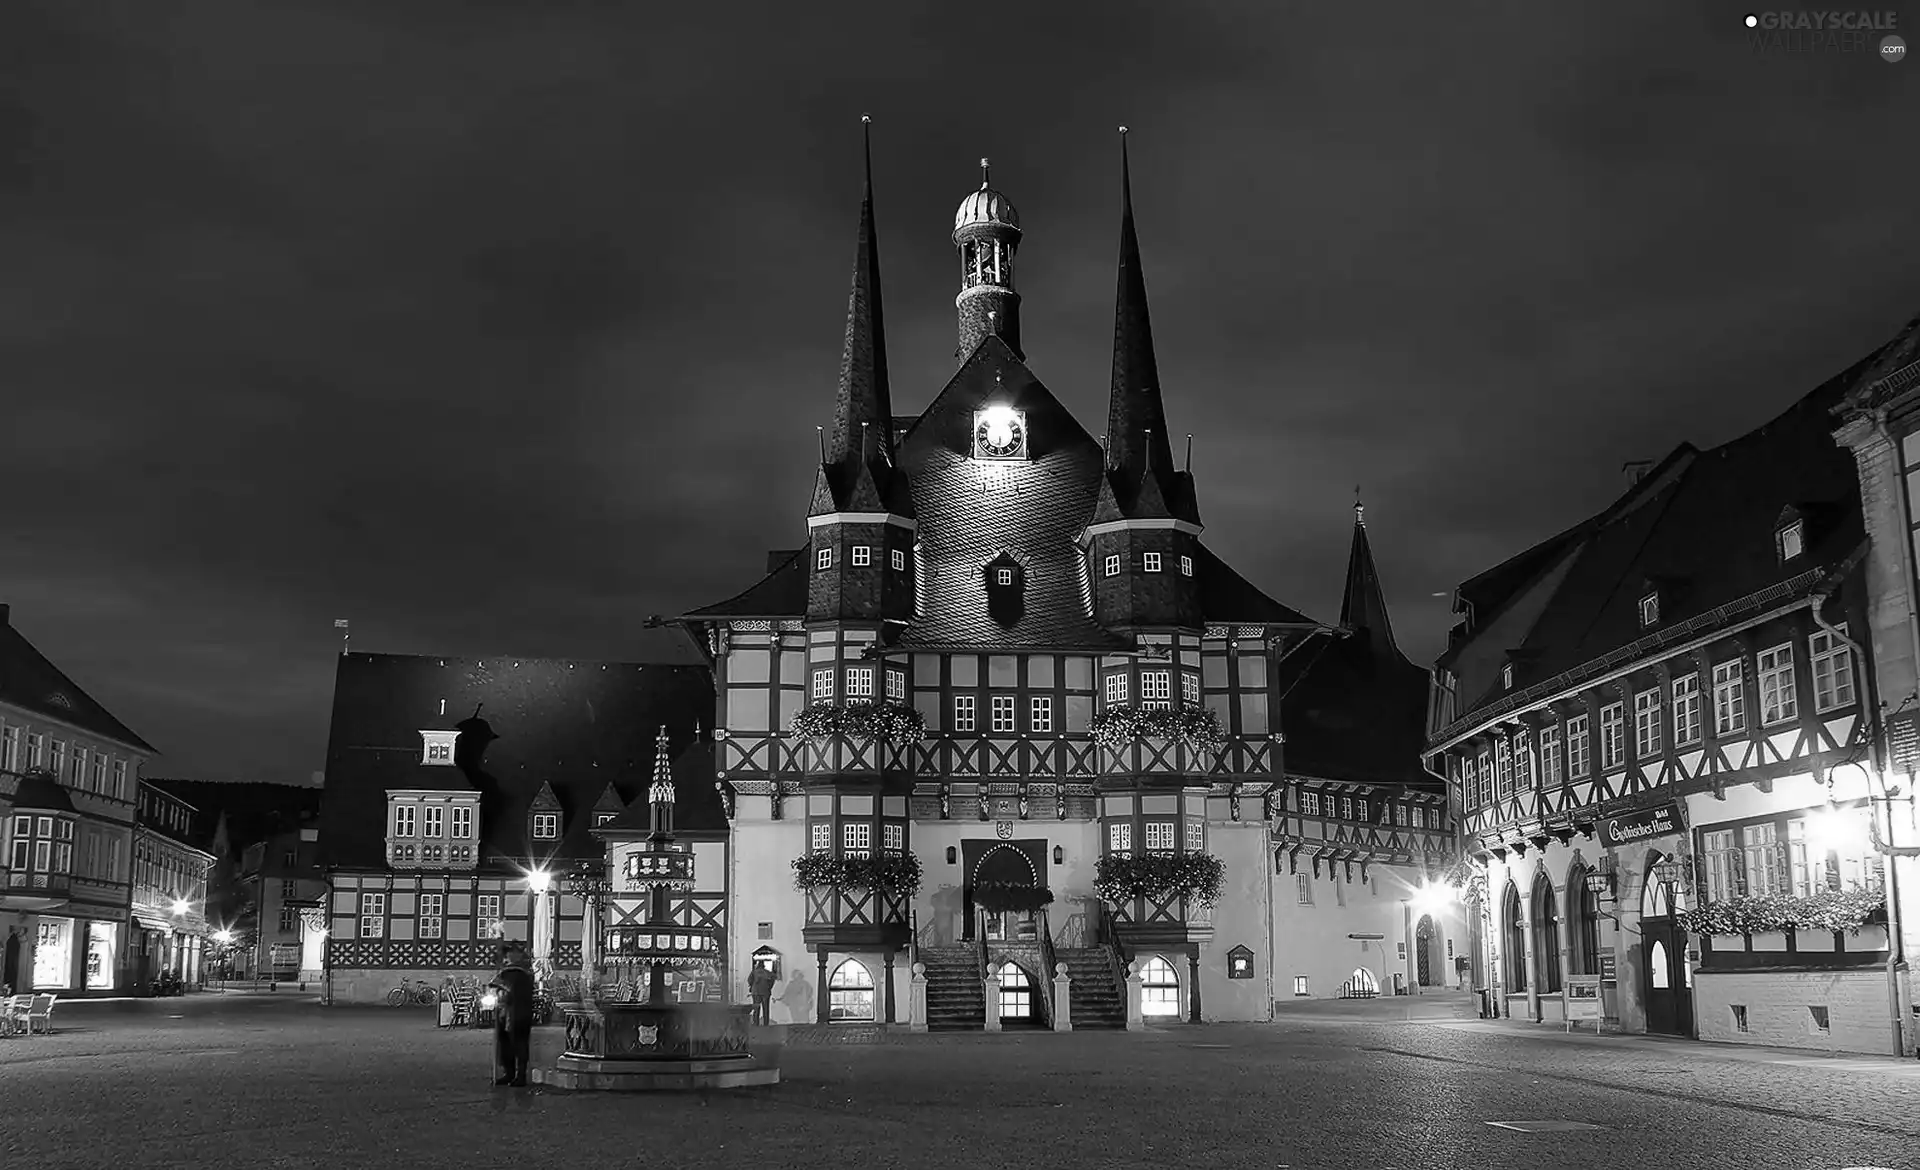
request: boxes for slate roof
[0,606,155,752]
[1280,519,1436,790]
[1442,336,1894,734]
[317,652,719,873]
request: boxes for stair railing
[1094,900,1130,997]
[1037,905,1060,1030]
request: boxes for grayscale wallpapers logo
[1743,10,1905,59]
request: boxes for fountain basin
[534,1002,779,1092]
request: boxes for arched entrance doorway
[968,843,1046,942]
[1638,853,1693,1037]
[1415,914,1436,987]
[827,960,875,1022]
[1140,956,1181,1017]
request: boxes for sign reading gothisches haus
[1597,801,1683,848]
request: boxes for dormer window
[393,805,416,837]
[419,730,459,766]
[1143,552,1162,573]
[984,554,1025,626]
[996,567,1014,586]
[851,545,871,567]
[1502,664,1514,690]
[532,813,559,840]
[1638,592,1660,628]
[1778,519,1804,561]
[595,813,616,828]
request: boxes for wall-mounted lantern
[1053,846,1064,865]
[1227,945,1254,980]
[946,846,957,865]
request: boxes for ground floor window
[34,917,73,989]
[996,962,1033,1019]
[1140,955,1180,1017]
[828,959,874,1021]
[1338,966,1379,999]
[86,921,118,990]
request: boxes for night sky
[2,2,1914,785]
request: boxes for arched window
[1566,864,1602,975]
[1502,881,1528,992]
[996,962,1033,1019]
[1531,872,1562,993]
[1140,956,1181,1017]
[1643,853,1674,918]
[1337,966,1379,999]
[827,960,874,1022]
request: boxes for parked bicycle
[385,978,438,1007]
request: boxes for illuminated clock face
[973,406,1025,459]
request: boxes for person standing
[489,941,537,1086]
[747,962,776,1026]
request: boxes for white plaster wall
[1271,861,1465,1003]
[728,818,809,1022]
[1196,821,1270,1021]
[1684,768,1828,826]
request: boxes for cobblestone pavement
[2,993,1914,1170]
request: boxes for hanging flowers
[1089,704,1227,755]
[791,850,924,898]
[1676,888,1886,937]
[1093,852,1227,907]
[789,701,927,748]
[971,881,1056,913]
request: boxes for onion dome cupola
[952,158,1024,363]
[1087,128,1203,633]
[807,116,917,628]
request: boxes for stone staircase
[919,946,984,1031]
[1058,946,1127,1029]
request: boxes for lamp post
[527,868,554,987]
[1827,758,1914,1057]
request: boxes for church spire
[1103,128,1185,519]
[1340,493,1403,661]
[647,725,676,843]
[826,115,893,469]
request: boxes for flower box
[791,851,923,898]
[1845,924,1891,952]
[1748,931,1789,953]
[1089,705,1225,756]
[1792,929,1837,953]
[1093,852,1225,906]
[789,702,927,749]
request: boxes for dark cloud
[0,0,1914,782]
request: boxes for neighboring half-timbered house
[1427,322,1914,1054]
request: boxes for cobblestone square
[2,993,1914,1170]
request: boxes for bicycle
[385,978,438,1007]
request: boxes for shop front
[1595,800,1694,1039]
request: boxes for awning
[131,911,174,933]
[0,893,69,914]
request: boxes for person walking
[489,941,537,1086]
[747,962,777,1026]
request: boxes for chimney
[1621,459,1654,488]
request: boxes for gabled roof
[1192,546,1316,627]
[1444,339,1887,731]
[897,337,1133,651]
[316,652,717,872]
[0,609,155,752]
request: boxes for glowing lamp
[526,868,552,893]
[213,930,234,945]
[171,898,192,917]
[1804,807,1858,858]
[1408,882,1455,918]
[481,993,499,1010]
[981,406,1016,450]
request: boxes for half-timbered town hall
[314,127,1462,1023]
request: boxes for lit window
[851,545,871,567]
[1633,688,1663,758]
[1181,673,1199,705]
[1672,675,1701,745]
[1599,704,1624,769]
[1713,661,1746,735]
[812,669,834,700]
[816,546,832,570]
[810,822,830,853]
[1141,671,1171,707]
[1639,592,1659,627]
[995,567,1014,586]
[1701,829,1737,902]
[532,813,559,840]
[1143,552,1162,573]
[990,695,1015,732]
[1107,822,1133,853]
[1145,822,1175,850]
[842,821,871,856]
[418,893,444,939]
[359,892,386,939]
[1778,520,1804,561]
[996,961,1034,1018]
[1757,644,1797,724]
[1301,790,1321,817]
[1104,674,1129,704]
[885,670,906,701]
[953,695,977,732]
[393,805,416,837]
[1030,696,1053,732]
[1293,974,1309,995]
[1103,555,1120,577]
[1179,555,1193,577]
[451,807,472,839]
[890,549,906,571]
[1811,627,1854,711]
[1565,715,1590,776]
[845,667,875,698]
[828,960,875,1021]
[477,894,503,939]
[1140,956,1180,1017]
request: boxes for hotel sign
[1597,801,1682,848]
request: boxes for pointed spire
[825,115,894,470]
[647,725,675,842]
[1104,126,1179,512]
[1341,500,1403,661]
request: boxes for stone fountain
[534,726,779,1091]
